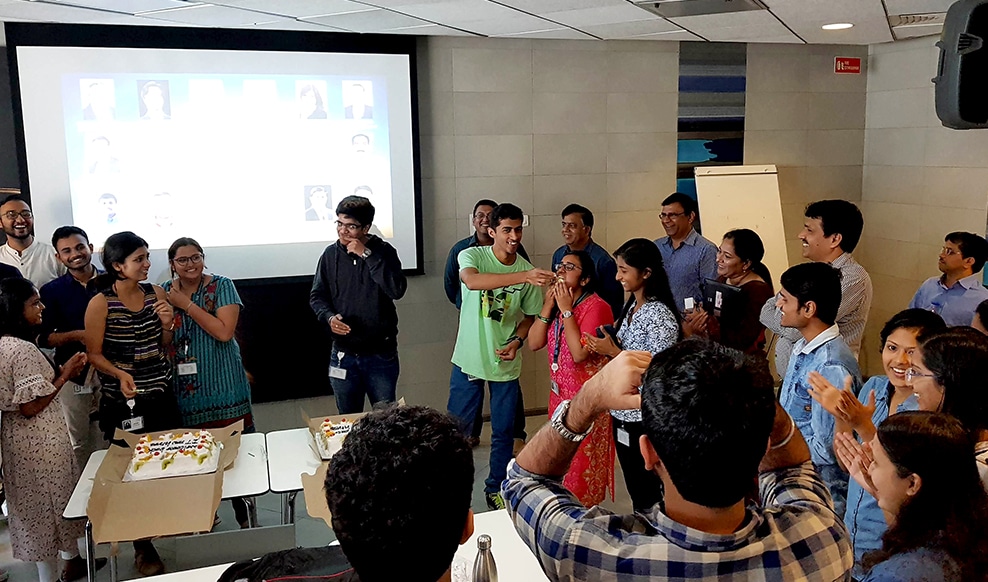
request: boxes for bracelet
[769,415,796,450]
[167,321,176,332]
[506,335,524,347]
[537,315,551,324]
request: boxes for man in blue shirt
[776,262,861,518]
[443,199,531,450]
[909,231,988,326]
[551,204,623,319]
[653,192,717,313]
[39,226,104,465]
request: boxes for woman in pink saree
[529,250,615,506]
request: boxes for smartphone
[597,324,617,340]
[684,297,695,313]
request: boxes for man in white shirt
[0,194,65,287]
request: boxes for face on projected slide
[88,137,120,175]
[298,84,327,120]
[153,192,175,228]
[351,134,371,154]
[82,80,115,121]
[306,186,332,221]
[139,81,171,121]
[344,82,373,120]
[99,193,118,224]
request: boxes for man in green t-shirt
[448,203,554,510]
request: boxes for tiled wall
[399,37,680,412]
[859,37,988,375]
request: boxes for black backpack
[217,546,358,582]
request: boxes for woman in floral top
[584,238,681,511]
[529,250,615,506]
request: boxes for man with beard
[40,226,105,468]
[0,194,65,287]
[310,196,407,414]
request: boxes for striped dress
[96,282,179,437]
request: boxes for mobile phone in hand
[597,324,617,340]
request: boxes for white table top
[123,562,233,582]
[265,428,322,493]
[63,433,269,520]
[453,509,549,582]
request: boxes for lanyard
[551,292,589,372]
[175,276,206,354]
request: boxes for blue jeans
[447,365,519,494]
[329,349,399,414]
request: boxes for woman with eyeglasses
[582,238,682,512]
[835,412,988,581]
[163,237,254,527]
[528,250,615,507]
[684,229,774,354]
[84,231,178,576]
[807,309,946,577]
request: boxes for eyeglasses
[473,212,490,221]
[172,254,204,266]
[905,368,936,383]
[336,221,364,232]
[940,246,960,257]
[2,210,32,220]
[554,262,582,272]
[659,212,685,220]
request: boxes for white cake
[314,418,354,459]
[124,431,221,482]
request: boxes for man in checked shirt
[760,199,873,378]
[503,339,852,581]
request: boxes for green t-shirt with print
[452,246,543,382]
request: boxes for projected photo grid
[65,75,393,251]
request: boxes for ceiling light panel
[763,0,893,44]
[207,0,375,19]
[670,9,802,42]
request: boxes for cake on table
[315,418,354,459]
[125,431,222,481]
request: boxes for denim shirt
[780,325,862,468]
[845,376,918,577]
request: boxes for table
[123,562,232,582]
[64,433,270,582]
[453,510,550,582]
[264,428,322,523]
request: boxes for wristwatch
[550,400,593,442]
[360,248,373,259]
[561,310,573,319]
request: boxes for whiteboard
[694,165,789,291]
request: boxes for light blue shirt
[861,548,958,581]
[909,273,988,326]
[845,376,919,577]
[654,229,718,312]
[781,325,862,469]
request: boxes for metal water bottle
[472,534,497,582]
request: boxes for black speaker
[934,0,988,129]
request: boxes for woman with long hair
[163,237,255,527]
[582,238,681,511]
[84,231,179,576]
[0,277,90,582]
[686,228,774,354]
[836,412,988,581]
[808,309,946,576]
[529,250,615,506]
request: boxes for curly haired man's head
[325,405,475,582]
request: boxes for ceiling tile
[302,7,432,32]
[884,0,954,15]
[371,0,521,23]
[0,0,125,21]
[495,0,616,12]
[207,0,374,19]
[764,0,892,44]
[432,9,561,35]
[382,22,476,35]
[580,18,682,39]
[499,27,594,39]
[671,9,802,43]
[543,4,659,27]
[631,30,702,41]
[248,18,349,31]
[140,4,291,26]
[39,0,191,14]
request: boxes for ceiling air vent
[889,12,947,40]
[633,0,769,19]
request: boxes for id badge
[71,381,93,395]
[616,427,630,447]
[550,381,560,396]
[329,366,348,380]
[122,416,145,431]
[178,361,198,376]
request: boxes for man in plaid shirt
[503,339,852,581]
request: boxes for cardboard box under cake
[86,421,242,544]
